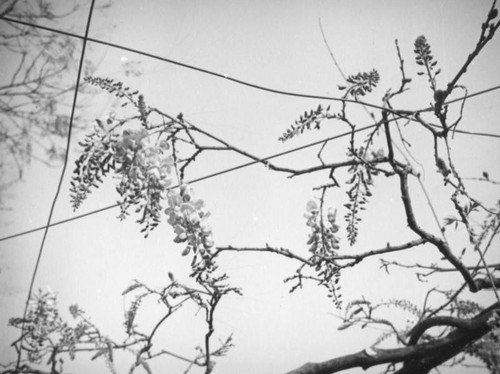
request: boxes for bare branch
[214,245,312,266]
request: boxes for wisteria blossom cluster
[70,110,218,250]
[304,200,341,260]
[113,127,176,233]
[71,115,177,235]
[165,184,215,263]
[114,129,173,192]
[304,200,343,307]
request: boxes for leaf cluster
[278,104,331,142]
[0,6,99,203]
[121,275,240,371]
[443,200,480,231]
[339,69,380,97]
[344,148,377,246]
[84,77,142,110]
[414,35,441,90]
[69,117,118,210]
[8,289,111,370]
[278,68,379,144]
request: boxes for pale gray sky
[1,1,499,373]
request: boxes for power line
[0,15,499,243]
[0,124,377,243]
[14,0,97,369]
[449,128,500,139]
[1,115,497,244]
[1,15,500,115]
[0,15,385,112]
[1,8,499,370]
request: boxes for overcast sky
[1,1,499,373]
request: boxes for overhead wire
[0,15,379,110]
[0,14,499,244]
[1,15,500,116]
[0,123,377,242]
[1,7,499,372]
[14,0,97,369]
[1,111,498,244]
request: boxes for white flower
[306,200,319,213]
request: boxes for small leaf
[352,307,363,316]
[91,349,107,361]
[122,282,141,295]
[337,322,353,331]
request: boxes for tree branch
[286,303,499,374]
[214,245,312,265]
[396,168,477,292]
[327,239,426,266]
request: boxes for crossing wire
[0,14,499,244]
[0,123,376,242]
[1,118,498,244]
[2,15,500,114]
[0,6,499,372]
[13,0,97,369]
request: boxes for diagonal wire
[0,124,377,242]
[0,15,390,113]
[0,14,499,244]
[1,116,498,244]
[15,0,97,368]
[1,15,500,115]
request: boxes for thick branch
[396,169,477,291]
[407,316,470,345]
[475,276,500,290]
[381,111,476,291]
[286,303,499,374]
[396,302,500,374]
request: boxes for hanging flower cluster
[70,112,217,248]
[165,184,214,261]
[114,128,175,234]
[114,129,173,192]
[70,115,175,235]
[70,117,120,210]
[305,200,341,260]
[304,200,343,307]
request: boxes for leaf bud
[488,8,498,20]
[433,89,446,106]
[435,157,450,176]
